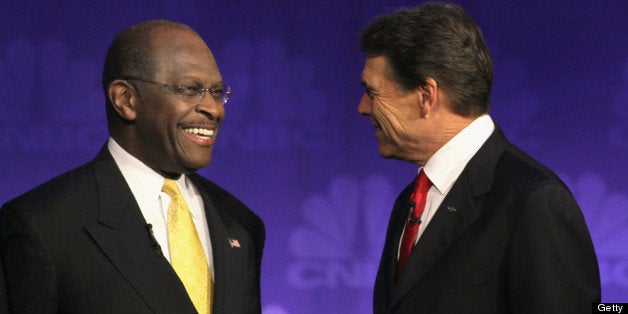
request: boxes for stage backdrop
[1,0,626,311]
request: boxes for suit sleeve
[507,182,600,313]
[0,205,58,314]
[0,259,8,314]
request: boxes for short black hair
[101,20,193,128]
[360,3,494,117]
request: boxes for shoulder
[469,130,580,217]
[490,143,582,221]
[189,174,265,236]
[497,144,566,190]
[1,161,98,224]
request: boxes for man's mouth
[371,119,382,129]
[181,126,217,147]
[183,127,215,138]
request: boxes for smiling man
[359,4,600,314]
[0,20,264,314]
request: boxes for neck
[435,115,476,145]
[413,113,477,166]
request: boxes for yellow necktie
[163,179,212,314]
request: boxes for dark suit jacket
[0,260,7,314]
[374,127,600,313]
[0,146,264,313]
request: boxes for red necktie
[397,169,431,275]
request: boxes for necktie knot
[162,179,181,198]
[415,169,431,194]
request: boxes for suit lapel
[191,175,249,314]
[84,147,196,313]
[391,174,479,305]
[389,127,510,308]
[376,184,414,304]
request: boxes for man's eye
[210,87,224,96]
[178,86,201,96]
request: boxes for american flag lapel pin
[228,238,241,248]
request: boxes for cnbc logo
[287,175,395,289]
[286,171,628,293]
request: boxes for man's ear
[108,79,138,121]
[417,77,440,117]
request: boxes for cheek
[216,106,226,123]
[136,97,173,122]
[374,100,405,130]
[135,108,164,136]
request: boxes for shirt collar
[107,138,193,219]
[422,114,495,195]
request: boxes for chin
[378,143,408,161]
[177,150,213,172]
[378,147,396,159]
[182,161,211,173]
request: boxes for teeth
[184,128,214,136]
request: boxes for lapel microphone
[145,224,164,257]
[407,201,422,225]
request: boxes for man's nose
[358,94,372,115]
[195,94,223,119]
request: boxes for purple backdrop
[1,0,626,311]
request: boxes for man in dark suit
[0,20,264,313]
[358,4,600,313]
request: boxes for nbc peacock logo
[287,175,394,289]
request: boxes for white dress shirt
[400,115,495,252]
[107,138,214,279]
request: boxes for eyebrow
[361,81,377,93]
[178,75,223,84]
